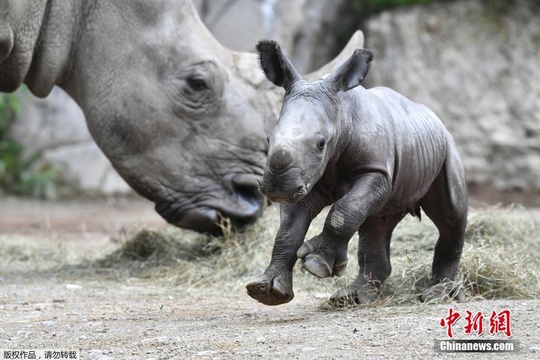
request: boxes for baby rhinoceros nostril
[268,147,292,173]
[294,185,306,199]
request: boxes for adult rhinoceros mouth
[155,174,265,233]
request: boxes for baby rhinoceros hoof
[297,240,348,278]
[329,285,382,307]
[301,256,332,278]
[419,282,465,304]
[246,272,294,306]
[300,255,348,278]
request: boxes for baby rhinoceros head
[256,40,374,203]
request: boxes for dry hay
[3,200,537,308]
[0,236,68,272]
[319,204,540,308]
[93,209,279,285]
[90,204,540,307]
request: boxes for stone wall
[364,0,540,192]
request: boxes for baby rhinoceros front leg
[246,203,315,306]
[246,268,294,306]
[300,236,386,306]
[297,231,349,279]
[297,177,394,305]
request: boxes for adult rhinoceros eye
[186,76,208,91]
[318,138,326,151]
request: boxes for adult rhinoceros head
[0,0,363,232]
[75,2,280,232]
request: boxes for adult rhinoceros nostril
[232,174,263,200]
[227,173,266,222]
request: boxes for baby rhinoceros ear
[327,48,374,93]
[256,40,301,91]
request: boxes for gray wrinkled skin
[0,0,276,232]
[247,41,467,306]
[0,0,365,233]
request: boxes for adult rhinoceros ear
[256,40,301,91]
[326,49,374,93]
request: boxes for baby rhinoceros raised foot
[246,40,468,306]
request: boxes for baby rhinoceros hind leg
[420,281,466,303]
[418,144,468,303]
[329,282,384,307]
[329,214,403,306]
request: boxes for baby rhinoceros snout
[268,146,293,174]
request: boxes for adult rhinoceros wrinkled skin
[0,0,363,232]
[246,41,468,306]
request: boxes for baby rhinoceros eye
[186,76,208,91]
[317,138,326,151]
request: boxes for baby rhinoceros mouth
[258,176,308,204]
[258,144,311,203]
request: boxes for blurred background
[1,0,539,205]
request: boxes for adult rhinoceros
[0,0,363,232]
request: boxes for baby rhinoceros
[246,40,468,306]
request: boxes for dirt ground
[0,196,539,359]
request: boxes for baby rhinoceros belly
[374,90,452,216]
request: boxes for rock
[42,141,128,194]
[11,87,132,195]
[364,0,540,192]
[65,284,82,290]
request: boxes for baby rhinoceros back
[247,40,467,307]
[364,86,462,212]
